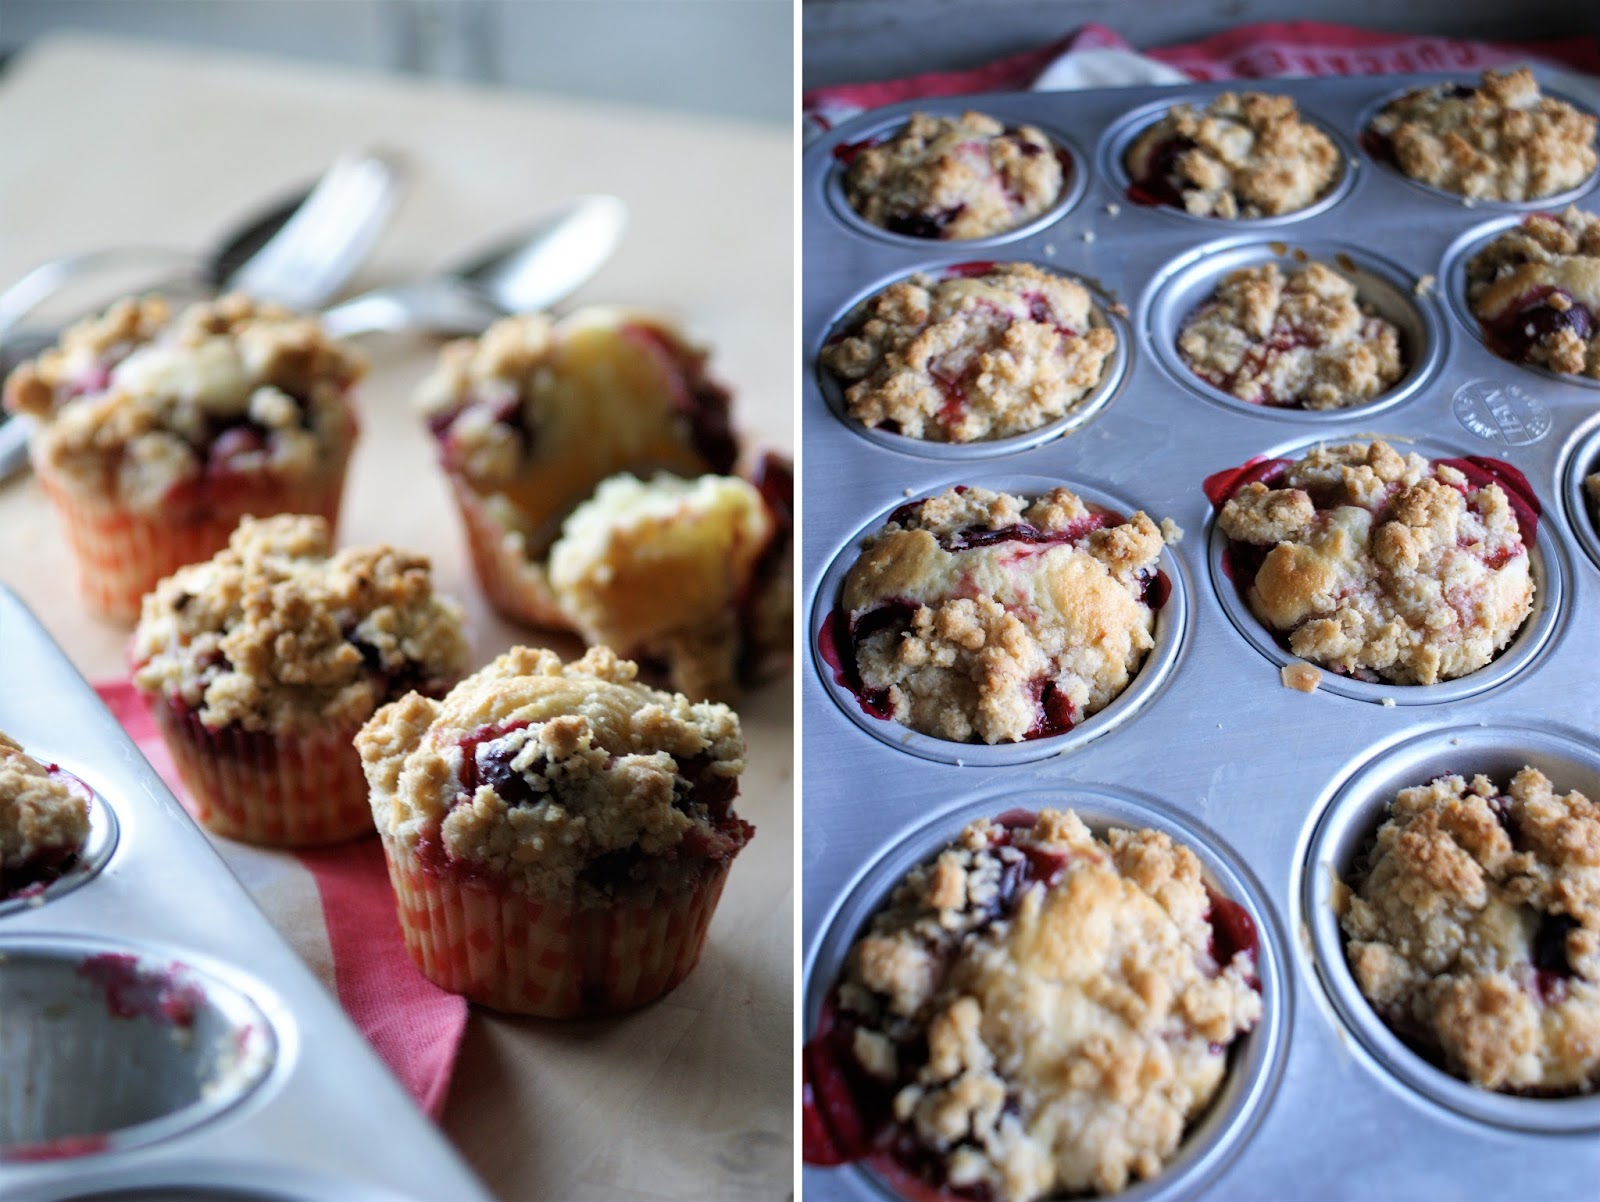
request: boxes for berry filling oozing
[802,813,1259,1190]
[1127,135,1199,209]
[1480,285,1596,367]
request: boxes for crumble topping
[0,732,90,893]
[3,294,363,514]
[1280,662,1322,693]
[1216,441,1534,685]
[1340,767,1600,1093]
[548,470,786,701]
[1177,261,1405,409]
[355,645,750,905]
[842,110,1064,240]
[1124,91,1341,218]
[131,515,469,734]
[835,485,1177,744]
[1464,205,1600,378]
[820,263,1116,443]
[824,809,1261,1199]
[1365,67,1598,202]
[417,307,737,558]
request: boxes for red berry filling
[885,205,968,239]
[1127,135,1198,209]
[76,953,203,1029]
[734,452,795,683]
[1479,285,1595,367]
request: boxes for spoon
[318,193,627,339]
[0,152,404,478]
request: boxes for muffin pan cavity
[822,110,1088,248]
[1204,435,1565,705]
[805,785,1287,1202]
[1144,238,1443,419]
[0,937,276,1160]
[812,475,1189,765]
[1302,724,1600,1132]
[1098,95,1356,227]
[816,260,1128,459]
[0,764,117,918]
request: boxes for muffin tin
[802,70,1600,1201]
[0,586,491,1201]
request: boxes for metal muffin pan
[815,258,1130,459]
[0,587,491,1202]
[804,786,1288,1202]
[804,69,1600,1202]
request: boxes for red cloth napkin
[95,680,467,1118]
[803,19,1600,129]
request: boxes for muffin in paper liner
[356,644,752,1017]
[4,294,365,624]
[152,698,373,845]
[38,448,350,625]
[382,835,731,1016]
[131,515,470,848]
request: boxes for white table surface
[0,34,794,1202]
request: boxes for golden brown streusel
[1340,767,1600,1092]
[843,110,1063,240]
[355,645,747,906]
[820,263,1115,443]
[1366,67,1597,202]
[1124,91,1340,218]
[1217,441,1534,684]
[837,485,1177,743]
[0,732,90,891]
[1178,261,1405,409]
[131,515,469,734]
[1465,205,1600,378]
[826,809,1261,1199]
[3,294,362,514]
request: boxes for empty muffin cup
[0,938,276,1160]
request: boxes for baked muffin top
[1124,91,1341,219]
[0,732,91,895]
[3,294,363,514]
[832,485,1178,744]
[1178,260,1405,409]
[841,110,1064,240]
[820,263,1116,443]
[355,645,750,905]
[1339,767,1600,1093]
[417,307,737,557]
[548,468,790,702]
[1465,205,1600,378]
[812,809,1261,1199]
[131,515,470,734]
[1215,440,1535,685]
[1365,67,1597,202]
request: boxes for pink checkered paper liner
[803,20,1600,133]
[96,679,467,1117]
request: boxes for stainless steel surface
[802,70,1600,1201]
[0,588,492,1201]
[319,192,628,338]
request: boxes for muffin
[1338,767,1600,1093]
[802,809,1263,1198]
[820,263,1116,443]
[356,645,753,1017]
[3,294,363,623]
[131,515,469,846]
[1177,260,1405,409]
[840,110,1064,240]
[1464,205,1600,378]
[827,485,1179,744]
[0,732,91,899]
[547,453,793,701]
[1124,91,1340,218]
[1213,440,1536,684]
[1364,67,1597,202]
